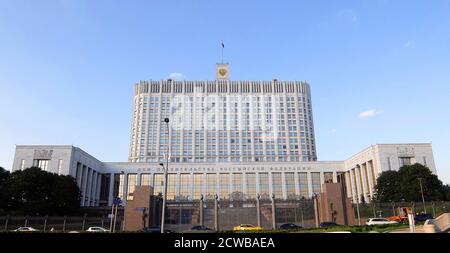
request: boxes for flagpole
[221,40,224,64]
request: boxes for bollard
[43,215,48,232]
[81,213,87,231]
[62,216,67,233]
[4,215,9,231]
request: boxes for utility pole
[160,118,170,233]
[214,194,219,232]
[256,193,261,227]
[418,178,427,214]
[271,193,276,230]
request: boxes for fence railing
[0,215,124,232]
[2,201,448,232]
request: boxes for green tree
[374,170,402,202]
[4,167,81,215]
[375,163,444,202]
[398,163,443,201]
[0,167,10,214]
[441,184,450,201]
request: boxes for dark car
[414,213,434,222]
[141,227,175,233]
[279,223,303,230]
[319,222,340,228]
[190,225,212,231]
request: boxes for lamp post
[256,193,261,228]
[418,178,426,214]
[160,118,170,233]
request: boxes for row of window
[114,172,334,201]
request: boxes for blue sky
[0,0,449,183]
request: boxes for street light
[418,178,427,214]
[160,117,170,234]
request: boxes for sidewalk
[389,225,424,233]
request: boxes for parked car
[319,222,340,228]
[12,227,39,232]
[279,223,303,230]
[233,224,263,231]
[86,227,109,233]
[366,218,398,226]
[414,213,434,222]
[190,225,212,231]
[141,226,175,233]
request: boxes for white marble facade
[11,143,437,206]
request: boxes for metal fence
[2,201,448,232]
[0,215,124,232]
[353,201,450,222]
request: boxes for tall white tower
[129,66,317,163]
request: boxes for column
[332,171,337,183]
[81,165,88,206]
[91,171,97,207]
[307,171,313,198]
[281,171,287,200]
[360,163,369,202]
[294,171,300,197]
[96,174,101,206]
[175,173,181,200]
[86,168,92,206]
[365,162,374,199]
[345,171,352,198]
[189,172,194,200]
[349,169,357,203]
[108,173,114,206]
[202,172,207,198]
[136,173,142,186]
[319,171,325,192]
[255,172,261,196]
[122,173,128,205]
[243,172,248,198]
[268,172,274,196]
[354,167,362,203]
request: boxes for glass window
[324,172,333,183]
[179,174,190,200]
[232,173,243,194]
[57,159,63,175]
[153,173,164,196]
[167,174,176,200]
[246,173,256,199]
[127,174,137,200]
[193,173,203,199]
[272,173,282,199]
[140,174,151,186]
[311,172,321,194]
[206,173,217,199]
[259,173,270,199]
[219,173,229,199]
[285,172,296,199]
[298,172,309,198]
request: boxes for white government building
[11,63,437,207]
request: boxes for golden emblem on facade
[219,68,227,76]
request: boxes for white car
[13,227,39,232]
[86,227,109,233]
[366,218,398,226]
